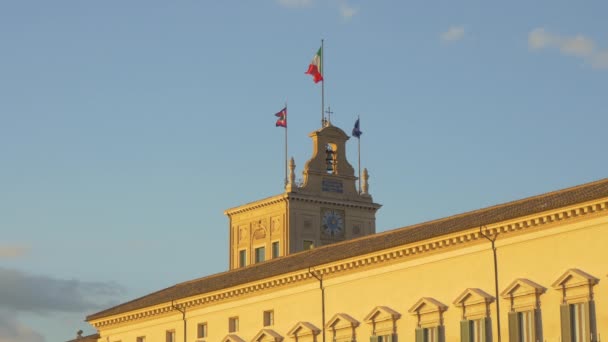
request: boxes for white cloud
[338,1,358,19]
[528,27,608,69]
[276,0,358,19]
[276,0,313,8]
[441,26,465,42]
[560,35,595,57]
[0,246,28,259]
[528,28,554,49]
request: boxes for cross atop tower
[324,106,334,126]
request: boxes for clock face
[322,209,344,237]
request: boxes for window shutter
[508,312,519,342]
[589,300,598,341]
[460,320,471,342]
[483,317,493,342]
[370,336,379,342]
[391,333,398,342]
[560,303,572,342]
[385,334,393,342]
[533,308,543,342]
[583,301,596,342]
[415,328,424,342]
[438,325,446,342]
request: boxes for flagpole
[285,103,288,187]
[357,115,361,194]
[321,39,325,127]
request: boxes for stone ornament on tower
[362,168,370,196]
[289,157,296,184]
[286,157,298,193]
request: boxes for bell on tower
[325,144,336,174]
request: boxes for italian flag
[305,46,323,83]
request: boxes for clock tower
[224,123,381,269]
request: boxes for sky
[1,1,607,341]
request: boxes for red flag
[275,107,287,127]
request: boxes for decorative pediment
[454,288,495,320]
[552,268,600,289]
[453,288,495,307]
[223,334,246,342]
[363,306,400,335]
[364,306,401,323]
[252,329,283,342]
[408,297,448,315]
[501,278,546,299]
[326,313,360,330]
[408,297,449,328]
[287,322,321,338]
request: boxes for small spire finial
[289,157,296,184]
[286,157,298,192]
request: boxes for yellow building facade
[85,125,608,342]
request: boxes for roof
[66,333,100,342]
[87,178,608,321]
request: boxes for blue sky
[1,1,607,341]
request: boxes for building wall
[93,203,608,342]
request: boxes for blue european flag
[352,118,362,138]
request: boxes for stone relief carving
[253,228,267,240]
[252,219,267,240]
[271,216,282,235]
[238,226,248,242]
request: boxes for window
[136,337,145,342]
[409,298,446,342]
[415,327,442,342]
[229,316,239,333]
[553,269,599,342]
[327,313,359,342]
[238,249,246,268]
[561,302,596,342]
[271,241,280,258]
[454,288,494,342]
[166,330,175,342]
[264,310,274,326]
[197,322,207,339]
[303,240,314,250]
[508,310,537,342]
[460,318,491,342]
[370,334,397,342]
[254,246,265,263]
[502,278,545,342]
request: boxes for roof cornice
[224,194,287,216]
[224,192,381,216]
